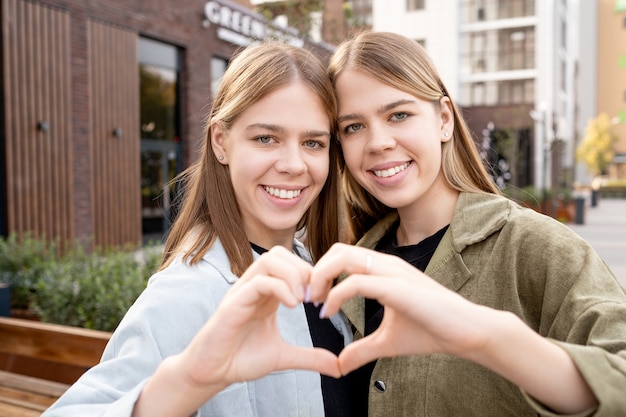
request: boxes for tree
[255,0,324,41]
[576,113,616,177]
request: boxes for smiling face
[211,81,331,249]
[335,69,455,217]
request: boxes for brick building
[0,0,333,249]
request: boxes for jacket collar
[343,192,511,337]
[200,237,310,285]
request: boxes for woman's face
[212,81,331,249]
[335,69,453,213]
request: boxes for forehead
[234,81,330,130]
[335,70,419,113]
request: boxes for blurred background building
[374,0,579,200]
[1,0,625,249]
[579,0,626,184]
[0,0,332,249]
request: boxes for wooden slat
[2,0,73,247]
[88,20,140,248]
[0,401,42,417]
[0,370,68,408]
[0,317,110,368]
[0,370,68,417]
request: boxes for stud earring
[444,132,449,138]
[218,155,224,161]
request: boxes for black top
[348,223,449,416]
[250,243,357,417]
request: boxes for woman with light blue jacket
[42,41,352,417]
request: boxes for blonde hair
[160,42,339,275]
[328,31,500,242]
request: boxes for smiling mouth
[373,162,410,178]
[263,186,302,199]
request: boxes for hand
[180,245,341,388]
[134,246,340,417]
[309,243,599,415]
[309,243,489,375]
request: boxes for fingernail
[319,303,327,319]
[304,285,311,303]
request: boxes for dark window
[138,37,182,242]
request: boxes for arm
[132,246,340,417]
[310,243,598,415]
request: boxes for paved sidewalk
[568,198,626,289]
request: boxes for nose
[365,123,396,153]
[275,142,307,175]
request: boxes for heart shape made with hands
[234,243,463,380]
[274,242,466,378]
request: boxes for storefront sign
[203,0,303,47]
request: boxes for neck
[396,187,459,246]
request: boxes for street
[568,198,626,289]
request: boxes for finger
[309,243,377,302]
[237,247,312,300]
[318,274,390,319]
[337,333,390,375]
[275,346,341,378]
[221,275,300,317]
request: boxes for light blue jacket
[43,239,349,417]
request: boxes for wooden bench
[0,317,111,416]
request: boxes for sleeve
[517,217,626,416]
[41,263,224,417]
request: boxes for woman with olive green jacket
[338,192,626,417]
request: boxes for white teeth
[264,186,302,199]
[373,162,410,178]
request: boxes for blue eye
[390,112,409,122]
[304,140,324,149]
[255,135,274,144]
[343,123,363,135]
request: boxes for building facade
[571,0,626,186]
[0,0,331,249]
[373,0,580,198]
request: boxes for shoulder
[452,192,585,251]
[107,240,242,356]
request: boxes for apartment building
[579,0,626,182]
[374,0,579,196]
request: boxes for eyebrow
[338,99,417,124]
[247,123,330,138]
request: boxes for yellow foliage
[576,113,616,176]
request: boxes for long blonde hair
[329,31,500,243]
[160,42,339,275]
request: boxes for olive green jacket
[343,192,626,417]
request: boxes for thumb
[277,346,342,379]
[337,335,389,375]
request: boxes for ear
[211,121,229,164]
[439,96,454,143]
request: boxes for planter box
[0,317,111,385]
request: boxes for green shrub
[0,233,163,332]
[0,232,58,309]
[32,243,162,332]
